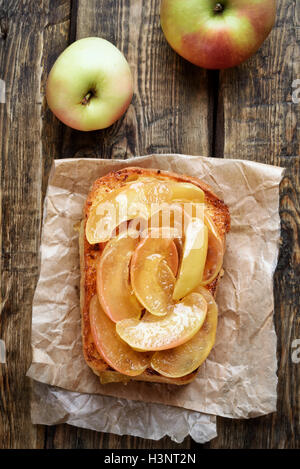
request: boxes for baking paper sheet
[32,380,217,443]
[27,154,284,438]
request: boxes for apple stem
[81,91,92,105]
[214,3,224,13]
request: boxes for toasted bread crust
[80,167,230,385]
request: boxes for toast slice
[80,167,230,385]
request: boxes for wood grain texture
[0,0,299,449]
[219,1,300,161]
[0,0,70,449]
[41,0,72,197]
[0,0,46,449]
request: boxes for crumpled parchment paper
[27,154,284,441]
[32,380,217,443]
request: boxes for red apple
[46,37,133,131]
[160,0,276,69]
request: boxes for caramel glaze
[80,167,230,385]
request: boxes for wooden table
[0,0,299,449]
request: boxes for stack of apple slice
[86,176,223,379]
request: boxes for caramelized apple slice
[131,229,179,316]
[171,183,204,203]
[151,287,218,378]
[86,181,152,244]
[89,295,151,376]
[202,213,224,285]
[97,229,142,323]
[173,219,208,300]
[171,209,223,288]
[86,177,204,244]
[116,292,207,351]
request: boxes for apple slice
[130,229,179,316]
[171,210,223,289]
[201,213,224,286]
[89,295,151,376]
[151,287,218,378]
[86,179,153,244]
[97,229,143,323]
[173,218,208,300]
[116,292,207,351]
[170,182,204,203]
[86,177,204,244]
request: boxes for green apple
[161,0,276,69]
[46,37,133,131]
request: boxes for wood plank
[207,0,300,448]
[41,0,72,197]
[220,1,300,162]
[61,0,212,160]
[0,0,71,449]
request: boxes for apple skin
[160,0,276,69]
[46,37,133,131]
